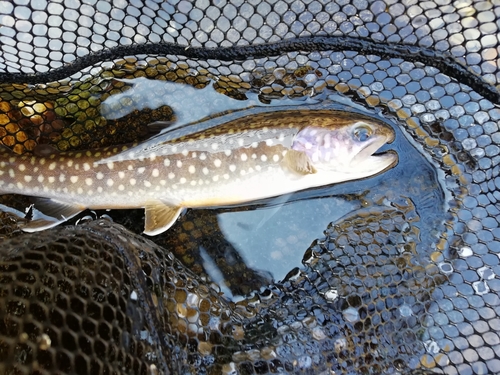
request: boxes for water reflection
[153,109,446,301]
[95,79,448,301]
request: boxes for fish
[0,109,397,235]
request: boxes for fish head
[291,119,397,177]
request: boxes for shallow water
[102,78,448,300]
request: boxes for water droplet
[343,307,359,322]
[458,246,473,257]
[399,304,413,317]
[477,266,495,280]
[424,340,440,355]
[472,280,490,295]
[324,289,338,301]
[438,262,454,274]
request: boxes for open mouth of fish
[351,133,398,171]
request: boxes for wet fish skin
[0,109,397,235]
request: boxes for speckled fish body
[0,109,397,235]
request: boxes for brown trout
[0,109,397,235]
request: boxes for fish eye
[353,125,373,142]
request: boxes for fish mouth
[351,134,398,171]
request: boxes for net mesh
[0,1,499,374]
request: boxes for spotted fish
[0,109,397,235]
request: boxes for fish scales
[0,110,397,235]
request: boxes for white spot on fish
[83,163,91,171]
[149,153,157,161]
[224,149,231,156]
[130,178,136,185]
[160,180,166,186]
[312,152,319,163]
[168,172,175,179]
[70,176,78,183]
[67,160,73,167]
[152,169,159,177]
[77,187,83,194]
[127,165,133,171]
[177,160,182,168]
[96,172,104,180]
[191,152,197,158]
[199,153,206,161]
[223,174,229,180]
[182,149,189,156]
[240,170,246,176]
[213,175,219,182]
[202,167,209,175]
[211,143,219,150]
[97,186,103,193]
[118,184,125,191]
[261,155,267,162]
[265,139,274,146]
[229,164,236,172]
[214,159,221,168]
[37,175,44,183]
[85,178,92,186]
[164,158,170,167]
[180,177,186,184]
[238,138,244,146]
[240,153,248,161]
[19,164,26,171]
[144,181,151,187]
[107,179,114,187]
[118,171,125,179]
[24,175,32,182]
[251,142,258,148]
[251,153,257,159]
[273,154,280,162]
[190,180,197,186]
[188,165,195,174]
[48,176,55,183]
[49,162,56,170]
[8,169,14,178]
[59,174,66,182]
[107,162,114,170]
[138,167,146,174]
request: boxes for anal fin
[144,200,183,236]
[21,197,86,232]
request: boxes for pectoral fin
[283,149,317,175]
[21,197,86,232]
[144,200,183,236]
